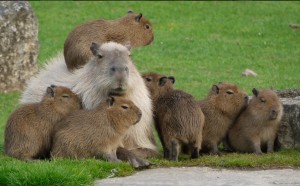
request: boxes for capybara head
[251,88,283,121]
[123,11,154,47]
[208,82,248,118]
[90,42,132,96]
[106,96,142,126]
[43,85,81,116]
[142,72,175,100]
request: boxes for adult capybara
[142,72,205,161]
[228,88,283,154]
[51,96,142,162]
[199,82,248,155]
[20,42,156,168]
[64,11,154,71]
[5,85,81,161]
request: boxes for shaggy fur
[143,72,205,161]
[51,96,142,161]
[228,89,283,154]
[64,11,154,70]
[199,82,248,155]
[5,86,81,161]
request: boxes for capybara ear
[212,85,220,94]
[168,76,175,84]
[50,84,56,89]
[252,88,259,97]
[159,77,168,86]
[46,86,55,97]
[90,42,101,57]
[107,96,115,106]
[128,10,133,14]
[135,13,143,22]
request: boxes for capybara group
[228,88,283,154]
[4,85,81,161]
[199,82,248,155]
[64,11,154,70]
[20,41,157,167]
[143,72,205,161]
[51,96,142,162]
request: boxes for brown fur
[51,96,142,162]
[199,82,248,155]
[4,86,81,161]
[228,88,283,154]
[142,72,205,161]
[64,11,154,71]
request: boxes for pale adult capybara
[199,82,248,155]
[228,88,283,154]
[5,85,81,161]
[51,96,142,162]
[20,41,156,168]
[64,11,154,71]
[142,72,205,161]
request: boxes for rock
[276,89,300,98]
[276,90,300,149]
[0,1,39,92]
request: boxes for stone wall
[277,89,300,149]
[0,1,38,92]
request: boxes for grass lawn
[0,1,300,185]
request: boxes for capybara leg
[170,140,179,161]
[102,153,122,163]
[191,147,199,159]
[209,142,221,156]
[266,139,275,153]
[253,141,262,154]
[116,147,150,169]
[191,134,202,159]
[163,147,170,159]
[130,148,160,159]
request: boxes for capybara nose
[270,109,278,120]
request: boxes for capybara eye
[97,54,103,59]
[145,77,152,82]
[226,91,234,95]
[260,97,266,103]
[125,67,129,72]
[111,67,116,72]
[121,105,129,109]
[62,94,70,98]
[145,24,151,29]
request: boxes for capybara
[228,88,283,154]
[51,96,142,162]
[20,42,156,168]
[5,85,81,161]
[142,72,205,161]
[64,11,154,70]
[199,82,248,155]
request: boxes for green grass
[0,1,300,185]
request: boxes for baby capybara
[142,72,205,161]
[51,96,142,162]
[64,11,154,71]
[4,85,81,161]
[228,88,283,154]
[199,82,248,155]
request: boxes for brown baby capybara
[51,96,142,162]
[4,85,81,161]
[142,72,205,161]
[64,11,154,71]
[228,88,283,154]
[199,82,248,155]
